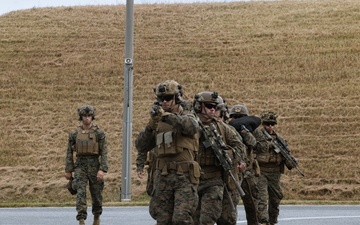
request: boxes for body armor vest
[155,120,199,161]
[256,129,283,165]
[198,121,235,166]
[75,126,99,156]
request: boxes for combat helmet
[193,91,222,113]
[216,95,230,121]
[261,111,278,124]
[229,104,249,118]
[77,104,96,120]
[154,80,183,103]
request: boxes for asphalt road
[1,205,359,225]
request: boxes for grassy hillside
[0,0,359,206]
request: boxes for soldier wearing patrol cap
[253,111,297,225]
[65,105,109,225]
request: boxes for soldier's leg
[89,174,104,217]
[74,166,88,221]
[153,172,175,225]
[257,173,269,224]
[198,185,224,225]
[268,173,283,225]
[217,188,240,225]
[241,177,259,225]
[172,174,198,225]
[149,196,158,220]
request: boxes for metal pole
[121,0,134,202]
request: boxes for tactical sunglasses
[204,103,217,110]
[264,122,276,126]
[158,95,174,102]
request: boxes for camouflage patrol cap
[261,111,278,124]
[229,104,249,117]
[77,104,96,116]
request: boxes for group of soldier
[64,79,299,225]
[135,80,300,225]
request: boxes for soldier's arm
[224,124,248,164]
[252,128,271,154]
[136,151,148,173]
[162,113,199,136]
[65,131,76,173]
[135,128,156,153]
[98,130,109,173]
[240,128,257,147]
[135,129,156,177]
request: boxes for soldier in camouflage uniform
[65,105,109,225]
[213,96,244,225]
[135,80,201,225]
[228,104,262,225]
[192,91,248,225]
[253,112,296,225]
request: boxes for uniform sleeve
[97,130,109,173]
[252,128,271,154]
[240,129,257,147]
[135,127,156,171]
[162,112,200,137]
[136,151,148,172]
[224,123,248,164]
[65,130,76,172]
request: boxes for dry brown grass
[0,0,359,205]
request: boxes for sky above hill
[0,0,254,16]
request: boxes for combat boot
[92,215,100,225]
[79,218,85,225]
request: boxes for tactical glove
[147,104,165,130]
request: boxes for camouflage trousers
[241,169,260,225]
[256,171,283,224]
[194,176,224,225]
[150,170,198,225]
[217,185,241,225]
[73,156,104,221]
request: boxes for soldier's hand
[137,170,144,179]
[150,104,164,121]
[237,161,247,173]
[65,172,72,180]
[96,170,105,182]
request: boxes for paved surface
[0,205,359,225]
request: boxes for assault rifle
[262,130,305,177]
[199,122,246,197]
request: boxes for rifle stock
[263,129,305,177]
[199,121,246,196]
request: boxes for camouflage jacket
[198,118,248,167]
[135,105,200,171]
[65,124,109,173]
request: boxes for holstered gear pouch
[145,150,157,196]
[189,161,201,185]
[226,166,240,191]
[156,131,182,156]
[253,159,260,177]
[146,166,154,196]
